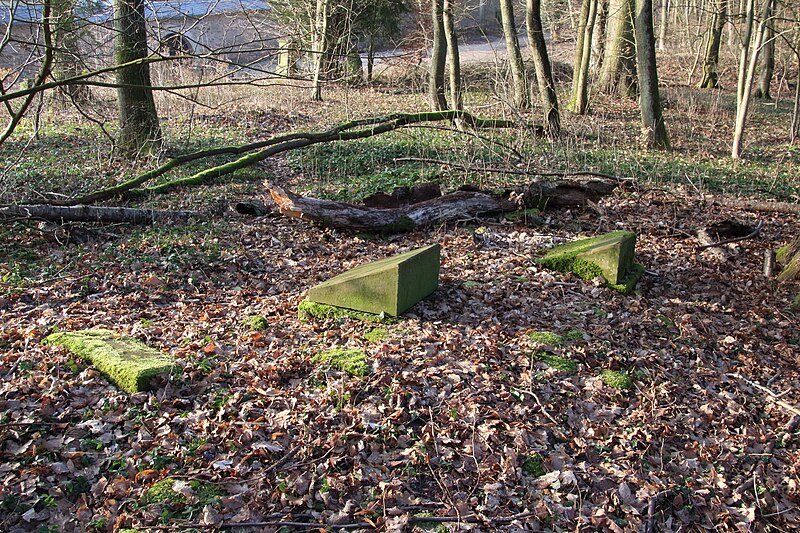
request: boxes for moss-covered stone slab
[44,329,175,393]
[307,244,440,316]
[538,231,643,294]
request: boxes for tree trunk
[443,0,462,110]
[634,0,670,149]
[311,0,330,101]
[598,0,637,95]
[592,0,609,74]
[525,0,561,136]
[429,0,449,111]
[52,0,91,103]
[499,0,530,109]
[754,18,774,99]
[569,0,598,114]
[115,0,162,157]
[0,205,197,224]
[698,0,727,89]
[268,178,619,232]
[732,0,773,159]
[657,0,669,50]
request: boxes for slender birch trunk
[311,0,330,101]
[732,0,774,158]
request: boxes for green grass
[532,350,578,374]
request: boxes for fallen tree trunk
[267,177,618,231]
[39,111,520,207]
[270,186,515,232]
[707,197,800,215]
[0,204,199,224]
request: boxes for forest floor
[1,48,799,532]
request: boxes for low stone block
[44,329,175,393]
[307,244,440,316]
[538,231,643,294]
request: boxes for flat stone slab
[44,329,175,393]
[307,244,441,316]
[538,231,643,294]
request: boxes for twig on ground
[728,372,800,417]
[645,489,673,533]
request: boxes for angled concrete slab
[307,244,441,316]
[538,231,642,293]
[45,329,176,393]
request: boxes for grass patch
[312,348,370,377]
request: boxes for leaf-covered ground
[1,181,798,531]
[1,58,800,531]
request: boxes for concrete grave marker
[44,329,176,393]
[538,231,643,294]
[307,244,441,316]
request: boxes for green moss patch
[242,315,268,331]
[601,369,633,391]
[312,348,370,377]
[307,244,440,316]
[538,231,643,294]
[532,350,578,374]
[298,299,395,323]
[140,478,222,513]
[44,329,176,393]
[527,331,565,346]
[363,327,390,343]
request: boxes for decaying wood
[0,204,198,224]
[267,177,619,231]
[269,186,516,232]
[696,220,764,251]
[707,196,800,215]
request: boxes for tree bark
[634,0,670,149]
[443,0,462,110]
[698,0,727,89]
[115,0,162,157]
[267,178,619,232]
[732,0,773,159]
[569,0,598,114]
[598,0,637,95]
[592,0,609,74]
[776,237,800,282]
[429,0,449,111]
[0,205,198,224]
[525,0,561,136]
[499,0,530,109]
[754,17,774,99]
[52,0,91,102]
